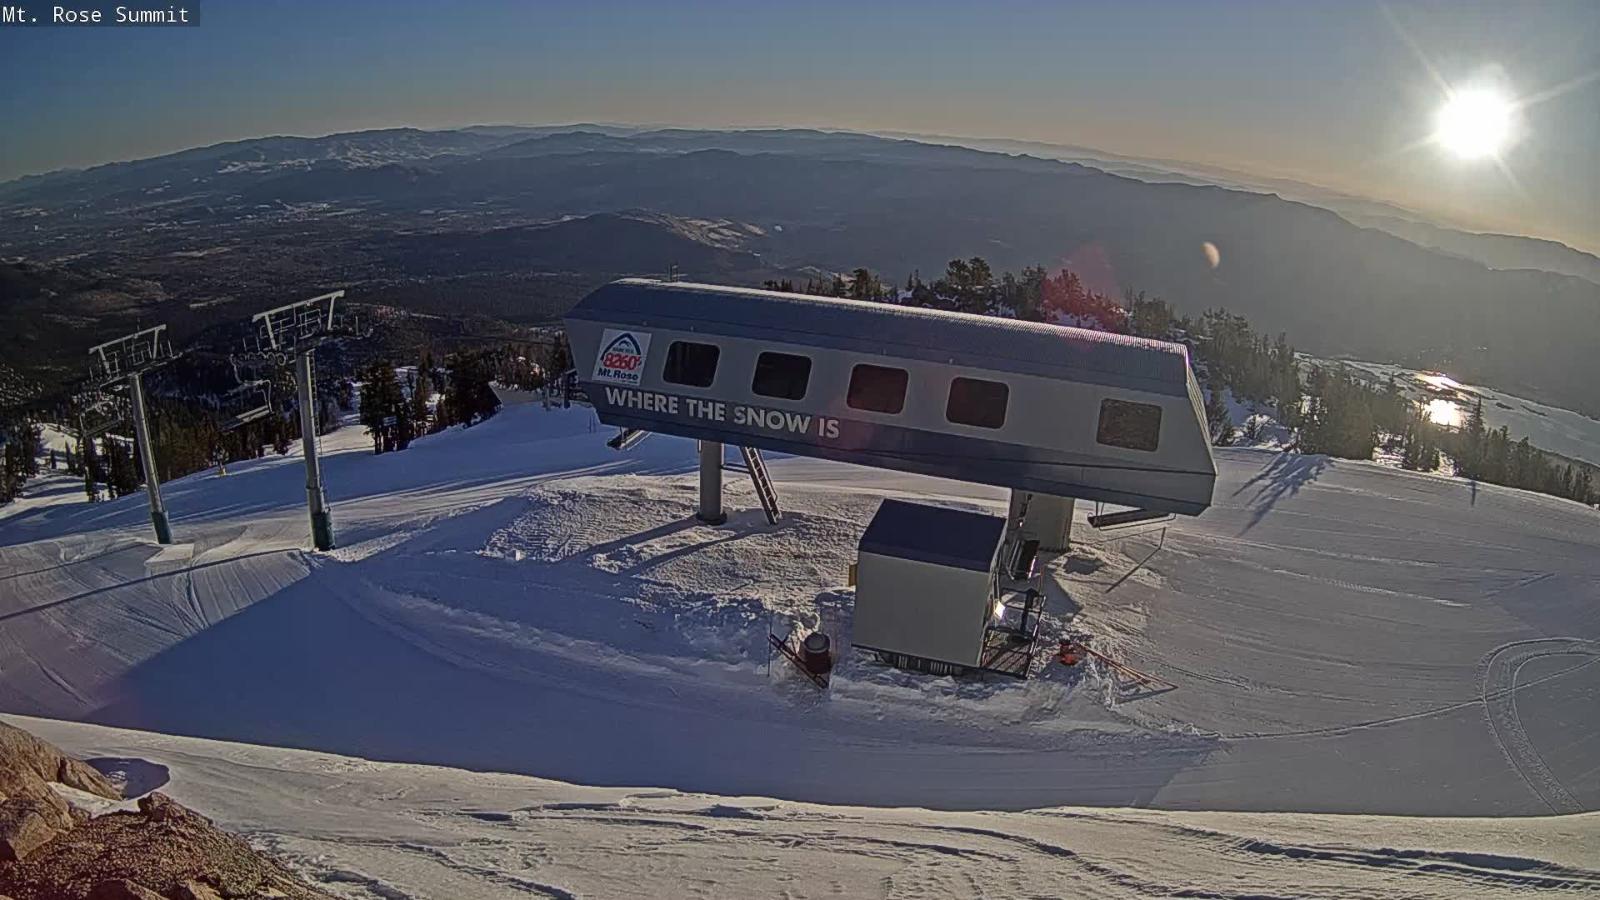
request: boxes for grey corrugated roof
[569,279,1192,395]
[858,499,1005,572]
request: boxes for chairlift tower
[235,290,363,551]
[85,325,179,543]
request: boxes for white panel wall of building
[852,551,995,667]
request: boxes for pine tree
[411,361,433,434]
[273,416,291,455]
[1460,396,1486,478]
[1399,409,1439,471]
[442,351,500,427]
[1400,414,1421,470]
[82,435,103,501]
[1126,290,1174,338]
[1296,366,1376,460]
[1205,386,1235,446]
[101,436,125,497]
[359,361,406,453]
[848,268,887,302]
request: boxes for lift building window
[1097,398,1162,451]
[663,341,720,388]
[847,364,909,414]
[752,351,812,400]
[946,377,1008,429]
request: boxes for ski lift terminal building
[566,278,1217,516]
[565,279,1218,676]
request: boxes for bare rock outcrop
[170,882,222,900]
[0,724,117,866]
[86,881,164,900]
[0,727,120,804]
[0,723,333,900]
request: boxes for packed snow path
[2,405,1597,815]
[9,715,1599,900]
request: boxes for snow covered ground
[8,713,1597,900]
[3,401,1598,894]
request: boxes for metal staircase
[739,445,782,525]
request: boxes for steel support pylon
[297,351,335,550]
[127,372,172,544]
[697,440,726,525]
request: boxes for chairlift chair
[72,389,130,439]
[218,378,273,432]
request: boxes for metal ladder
[740,445,782,524]
[607,428,650,451]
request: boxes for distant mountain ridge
[872,129,1600,282]
[1345,214,1600,285]
[1,125,1597,417]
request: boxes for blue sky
[3,0,1596,248]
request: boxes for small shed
[852,499,1007,669]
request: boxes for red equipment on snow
[1057,634,1176,691]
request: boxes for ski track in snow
[2,404,1599,888]
[1478,638,1598,815]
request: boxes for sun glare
[1434,88,1514,159]
[1425,398,1463,428]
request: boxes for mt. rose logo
[593,328,652,386]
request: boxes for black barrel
[801,631,833,676]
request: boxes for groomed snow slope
[2,404,1597,822]
[8,714,1598,900]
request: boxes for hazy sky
[3,0,1597,249]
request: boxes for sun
[1434,88,1515,159]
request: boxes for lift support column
[127,372,172,545]
[697,440,726,525]
[297,351,335,551]
[1009,490,1074,552]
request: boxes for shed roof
[569,279,1193,396]
[858,499,1006,573]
